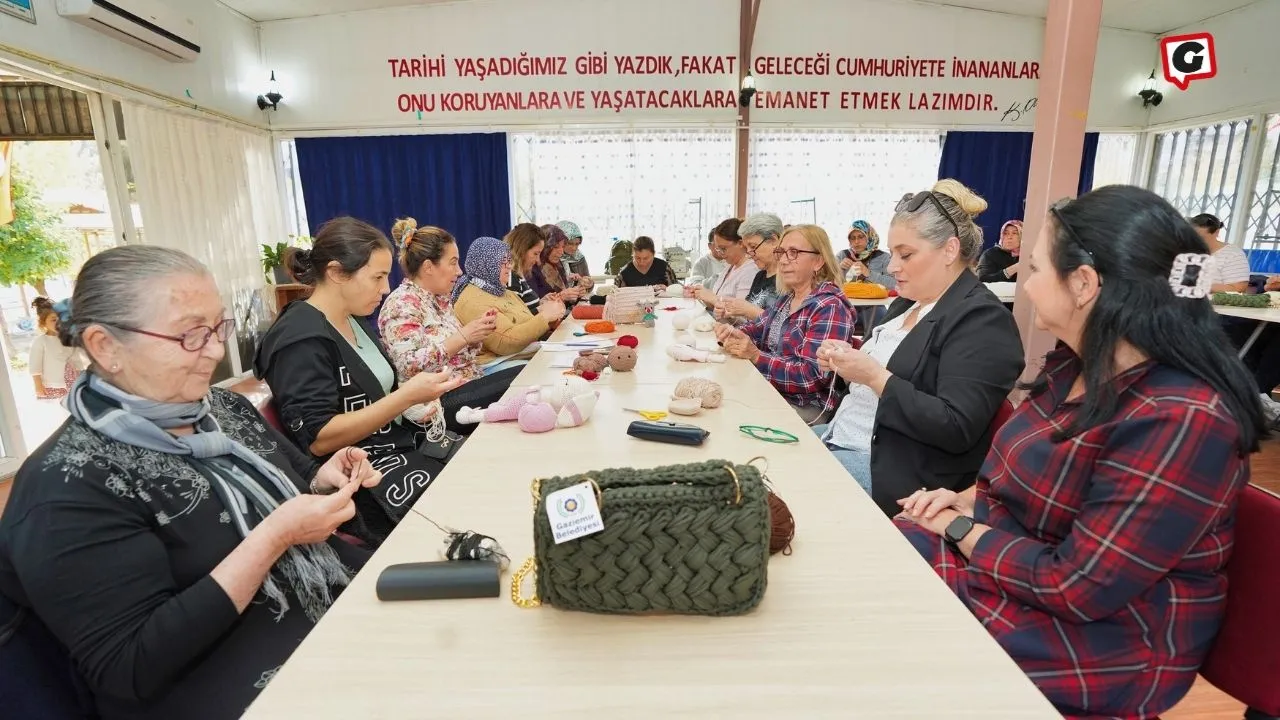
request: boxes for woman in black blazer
[815,180,1024,517]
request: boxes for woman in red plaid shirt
[896,185,1267,719]
[714,225,855,424]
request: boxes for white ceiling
[219,0,1260,33]
[920,0,1260,34]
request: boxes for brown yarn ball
[573,353,608,374]
[767,490,795,556]
[608,345,637,372]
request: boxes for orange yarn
[571,305,605,320]
[583,320,616,334]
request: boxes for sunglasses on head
[1049,198,1093,261]
[896,191,962,240]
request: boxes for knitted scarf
[64,373,351,622]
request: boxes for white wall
[0,0,265,125]
[260,0,1155,133]
[1147,1,1280,128]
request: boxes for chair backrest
[1198,484,1280,716]
[225,376,283,434]
[991,399,1015,434]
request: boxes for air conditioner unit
[56,0,200,63]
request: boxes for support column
[1012,0,1103,382]
[734,0,760,218]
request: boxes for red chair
[1197,484,1280,720]
[991,399,1015,434]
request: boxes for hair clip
[1169,253,1213,299]
[400,227,416,249]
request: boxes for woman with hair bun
[378,217,522,435]
[256,216,464,545]
[895,185,1266,719]
[815,179,1023,510]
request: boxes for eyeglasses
[772,247,822,262]
[745,238,773,258]
[896,191,963,240]
[110,318,236,352]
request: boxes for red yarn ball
[617,335,639,348]
[580,370,599,381]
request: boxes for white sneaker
[1259,394,1280,422]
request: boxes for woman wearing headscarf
[453,236,564,372]
[557,220,591,279]
[837,220,895,289]
[976,220,1023,282]
[0,246,380,720]
[529,224,585,305]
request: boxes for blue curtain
[294,133,511,291]
[938,131,1099,250]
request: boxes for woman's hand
[826,342,887,387]
[560,286,584,302]
[538,298,566,319]
[1267,276,1280,292]
[312,446,383,494]
[714,323,758,361]
[460,310,498,345]
[898,488,973,520]
[816,339,854,374]
[692,287,718,305]
[401,370,466,405]
[839,256,855,271]
[264,478,364,547]
[896,505,960,537]
[719,297,752,318]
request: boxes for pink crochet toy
[456,377,599,433]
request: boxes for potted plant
[262,242,291,284]
[262,235,312,284]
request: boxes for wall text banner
[260,0,1153,131]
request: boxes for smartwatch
[944,515,976,546]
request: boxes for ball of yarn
[617,335,639,348]
[691,316,715,333]
[573,353,608,374]
[517,402,557,433]
[767,490,795,555]
[584,320,616,333]
[667,397,702,416]
[673,377,723,409]
[671,310,700,331]
[664,285,684,298]
[607,345,637,372]
[596,285,616,297]
[571,305,605,320]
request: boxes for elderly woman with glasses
[714,224,855,424]
[0,245,382,720]
[814,180,1023,514]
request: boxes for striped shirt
[1212,244,1251,286]
[508,275,540,314]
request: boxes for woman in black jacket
[815,180,1024,516]
[975,219,1023,282]
[255,217,464,545]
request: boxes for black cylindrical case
[375,560,501,602]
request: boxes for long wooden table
[244,299,1059,719]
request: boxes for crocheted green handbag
[512,459,770,616]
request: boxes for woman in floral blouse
[895,186,1267,719]
[378,218,524,434]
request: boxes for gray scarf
[64,373,352,622]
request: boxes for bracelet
[739,425,800,444]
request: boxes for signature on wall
[1001,98,1038,123]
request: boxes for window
[1090,133,1140,189]
[1149,119,1251,224]
[1245,114,1280,250]
[280,140,310,239]
[747,129,943,244]
[510,129,735,275]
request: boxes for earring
[111,364,120,372]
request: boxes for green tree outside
[0,168,73,296]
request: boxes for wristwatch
[943,515,976,546]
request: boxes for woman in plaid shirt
[896,186,1267,719]
[714,225,855,424]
